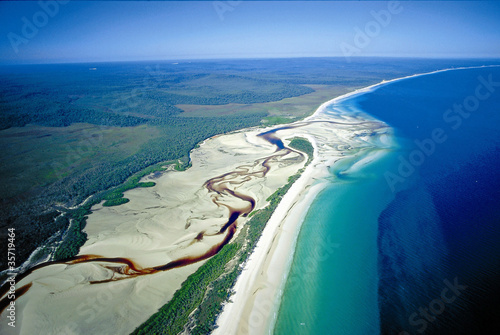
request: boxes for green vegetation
[178,85,350,120]
[0,113,265,269]
[100,161,168,207]
[288,137,314,165]
[1,57,464,270]
[132,138,314,335]
[261,115,298,126]
[53,207,90,261]
[138,181,156,187]
[1,60,305,270]
[0,62,315,131]
[102,198,130,207]
[132,243,240,335]
[52,158,181,260]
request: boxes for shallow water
[274,66,500,334]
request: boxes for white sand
[212,100,391,335]
[1,113,386,334]
[212,65,500,335]
[9,65,494,333]
[0,127,305,334]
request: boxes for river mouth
[0,124,309,312]
[275,66,500,335]
[0,96,388,334]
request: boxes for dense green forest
[0,112,266,269]
[0,63,314,130]
[288,137,314,165]
[0,61,317,270]
[1,57,494,271]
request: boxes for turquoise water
[274,148,399,334]
[274,66,500,334]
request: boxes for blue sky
[0,1,499,64]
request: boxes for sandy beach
[211,65,500,335]
[0,84,390,335]
[212,95,391,335]
[0,0,497,329]
[10,65,491,333]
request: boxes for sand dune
[0,94,390,334]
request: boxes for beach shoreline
[213,92,389,335]
[212,64,500,335]
[1,105,379,334]
[2,65,496,334]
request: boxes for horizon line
[2,55,500,66]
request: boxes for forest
[0,61,306,270]
[1,57,493,271]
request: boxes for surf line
[1,120,337,310]
[0,117,382,313]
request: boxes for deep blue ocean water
[274,67,500,335]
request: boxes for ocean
[274,66,500,334]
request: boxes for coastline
[3,65,498,334]
[212,64,500,335]
[2,109,378,334]
[312,64,500,115]
[0,98,384,334]
[213,95,390,335]
[213,143,330,335]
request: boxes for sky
[0,1,499,64]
